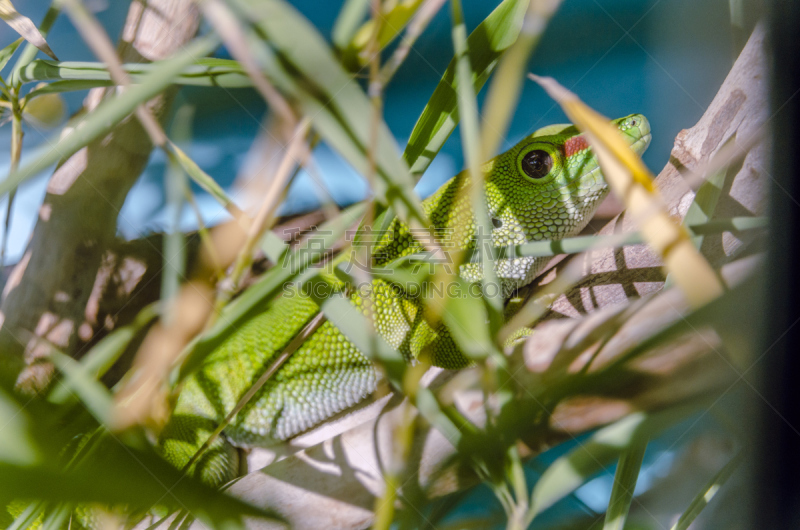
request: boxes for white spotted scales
[158,115,651,485]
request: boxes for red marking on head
[564,135,590,157]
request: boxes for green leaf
[0,0,58,60]
[7,501,45,530]
[0,442,282,528]
[339,0,425,69]
[603,440,647,530]
[530,413,646,518]
[606,275,761,372]
[449,0,503,329]
[464,217,765,262]
[527,409,687,523]
[439,276,498,361]
[688,216,767,234]
[228,0,429,228]
[332,0,370,50]
[670,452,742,530]
[0,35,219,198]
[678,135,744,242]
[415,387,464,446]
[403,0,530,177]
[0,412,282,529]
[39,504,69,530]
[24,78,112,98]
[664,136,737,288]
[0,386,41,466]
[162,105,195,317]
[479,0,564,157]
[0,37,22,73]
[18,58,251,88]
[48,349,113,426]
[165,140,239,214]
[48,303,158,405]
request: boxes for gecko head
[484,114,651,246]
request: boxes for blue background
[0,0,736,262]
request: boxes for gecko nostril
[492,218,503,229]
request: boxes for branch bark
[0,0,200,392]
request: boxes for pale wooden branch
[206,23,769,530]
[0,0,200,392]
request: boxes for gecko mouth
[630,133,652,156]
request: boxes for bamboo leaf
[415,386,464,446]
[479,0,564,157]
[606,275,760,372]
[18,58,251,87]
[0,1,58,60]
[379,0,446,85]
[438,276,497,361]
[0,37,22,73]
[6,501,45,530]
[0,448,282,529]
[48,349,113,426]
[231,0,429,228]
[378,217,765,266]
[24,78,113,98]
[449,0,503,330]
[48,304,159,405]
[404,0,530,177]
[603,440,647,530]
[162,106,195,319]
[670,452,743,530]
[38,504,68,530]
[340,0,425,69]
[0,386,41,466]
[165,140,241,216]
[201,0,295,125]
[0,35,219,198]
[527,406,693,524]
[0,394,283,528]
[333,0,370,51]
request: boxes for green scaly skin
[157,115,651,485]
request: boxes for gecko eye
[521,150,552,179]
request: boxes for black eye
[521,150,552,180]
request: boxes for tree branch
[0,0,200,393]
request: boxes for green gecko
[157,114,651,485]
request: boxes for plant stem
[2,88,23,265]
